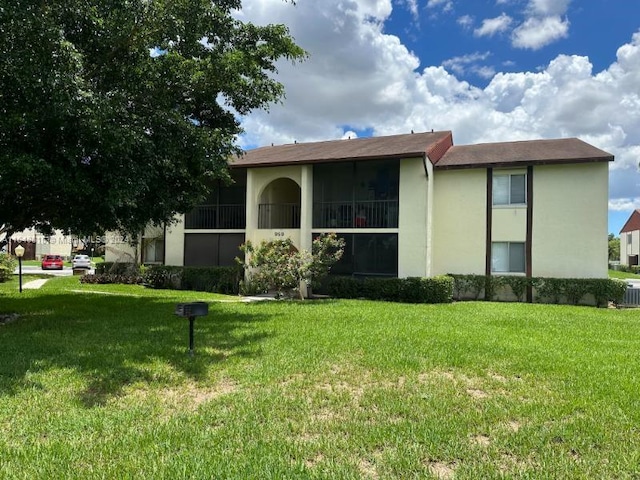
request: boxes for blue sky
[237,0,640,235]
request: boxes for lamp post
[15,244,25,293]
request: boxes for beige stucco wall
[398,157,429,277]
[164,217,185,266]
[532,162,608,278]
[431,168,487,275]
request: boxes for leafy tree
[240,233,345,299]
[608,233,620,261]
[0,1,305,239]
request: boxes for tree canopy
[0,0,304,237]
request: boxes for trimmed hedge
[80,273,143,285]
[322,275,454,304]
[449,274,628,307]
[144,265,242,295]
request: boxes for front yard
[1,276,639,478]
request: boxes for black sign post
[174,302,209,356]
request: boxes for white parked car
[72,254,92,269]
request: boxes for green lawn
[1,276,639,479]
[609,269,640,280]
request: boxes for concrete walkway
[22,279,49,290]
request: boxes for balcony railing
[313,200,398,228]
[185,204,246,229]
[258,203,301,229]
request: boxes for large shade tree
[0,0,304,238]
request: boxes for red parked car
[41,255,64,270]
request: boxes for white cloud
[528,0,571,16]
[512,15,569,49]
[398,0,419,19]
[426,0,453,12]
[474,13,513,37]
[609,198,640,212]
[442,52,491,76]
[457,14,474,29]
[236,1,640,210]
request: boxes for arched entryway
[258,178,301,229]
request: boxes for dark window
[320,233,398,277]
[184,233,245,267]
[313,160,399,228]
[185,169,247,229]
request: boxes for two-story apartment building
[108,131,613,280]
[619,209,640,267]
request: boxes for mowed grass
[1,277,639,479]
[609,269,640,280]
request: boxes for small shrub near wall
[449,274,627,307]
[0,254,17,283]
[322,275,454,304]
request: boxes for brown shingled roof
[231,131,453,167]
[435,138,614,170]
[620,209,640,234]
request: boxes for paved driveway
[14,266,94,277]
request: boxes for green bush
[322,276,363,299]
[322,275,453,304]
[451,274,628,307]
[0,253,17,283]
[80,273,143,285]
[181,266,242,295]
[143,265,242,295]
[449,274,486,300]
[143,265,183,289]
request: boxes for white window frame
[491,242,526,274]
[493,173,526,206]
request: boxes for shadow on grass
[0,292,273,407]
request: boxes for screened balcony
[185,204,246,229]
[313,200,398,228]
[258,203,301,229]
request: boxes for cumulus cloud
[512,15,570,49]
[474,13,513,37]
[236,1,640,215]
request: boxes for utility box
[174,302,209,356]
[175,302,209,318]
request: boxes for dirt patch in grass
[426,460,456,479]
[472,434,491,446]
[357,457,379,479]
[124,377,239,412]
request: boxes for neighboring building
[105,225,165,265]
[619,209,640,267]
[6,229,74,260]
[116,131,613,280]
